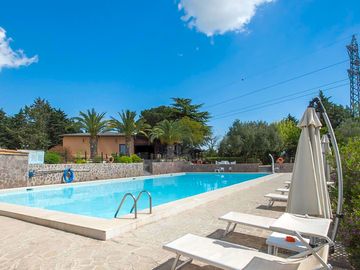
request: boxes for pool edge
[0,173,286,240]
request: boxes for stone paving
[0,174,349,269]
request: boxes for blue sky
[0,0,359,136]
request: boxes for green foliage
[74,108,108,158]
[74,158,87,164]
[140,106,175,127]
[203,135,220,157]
[119,156,132,163]
[317,91,352,130]
[335,118,360,145]
[92,156,103,163]
[149,120,187,159]
[171,98,210,124]
[0,98,78,150]
[130,154,142,163]
[149,120,185,145]
[337,137,360,268]
[109,110,150,155]
[219,120,282,163]
[44,151,62,164]
[275,118,300,160]
[178,117,210,148]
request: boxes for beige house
[62,132,152,158]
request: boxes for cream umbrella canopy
[286,107,332,218]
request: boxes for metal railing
[114,190,152,219]
[130,190,152,214]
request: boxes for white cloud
[0,27,38,71]
[178,0,274,36]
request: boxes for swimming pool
[0,173,267,219]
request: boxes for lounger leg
[171,254,193,270]
[171,255,181,270]
[223,222,232,237]
[231,223,237,233]
[268,200,274,208]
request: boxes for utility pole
[347,35,360,117]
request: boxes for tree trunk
[90,136,98,159]
[125,136,131,156]
[166,144,175,160]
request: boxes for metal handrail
[130,190,152,214]
[114,193,137,218]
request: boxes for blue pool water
[0,173,267,219]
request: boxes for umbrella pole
[312,97,344,241]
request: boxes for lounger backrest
[290,244,329,270]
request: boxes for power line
[211,82,349,121]
[206,59,348,109]
[242,34,355,82]
[204,33,355,96]
[214,78,348,118]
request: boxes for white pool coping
[0,172,280,240]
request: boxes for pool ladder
[114,190,152,219]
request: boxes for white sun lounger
[284,181,334,188]
[276,188,289,194]
[219,212,276,236]
[164,233,331,270]
[265,193,288,207]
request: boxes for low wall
[275,163,294,173]
[0,150,29,189]
[28,163,144,186]
[149,161,294,174]
[150,161,187,175]
[184,163,260,172]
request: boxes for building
[62,132,154,159]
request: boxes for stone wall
[149,161,294,174]
[28,163,144,186]
[184,163,260,172]
[0,150,29,189]
[150,161,187,175]
[275,163,294,173]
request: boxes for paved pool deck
[0,173,348,269]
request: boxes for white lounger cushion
[276,188,290,193]
[219,212,276,230]
[164,233,329,270]
[265,193,288,201]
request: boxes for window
[119,144,127,155]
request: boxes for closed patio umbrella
[321,135,331,182]
[286,107,332,218]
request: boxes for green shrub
[44,151,62,164]
[74,158,86,164]
[336,137,360,268]
[92,156,103,163]
[119,156,132,163]
[130,154,142,163]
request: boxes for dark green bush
[44,151,62,164]
[130,154,142,163]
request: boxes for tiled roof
[62,132,125,137]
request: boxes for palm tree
[74,109,108,159]
[149,120,185,159]
[109,110,149,156]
